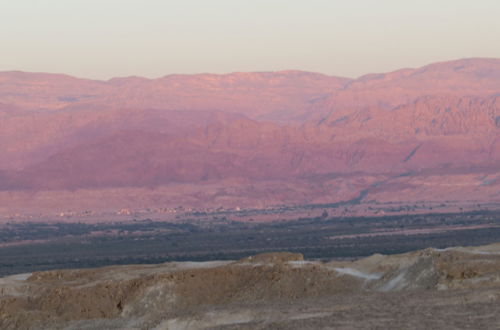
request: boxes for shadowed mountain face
[0,58,499,212]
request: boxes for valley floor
[1,210,500,276]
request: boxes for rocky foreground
[2,244,500,329]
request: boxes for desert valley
[2,1,500,328]
[1,58,500,329]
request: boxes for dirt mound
[237,252,304,264]
[3,244,500,329]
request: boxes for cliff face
[0,59,499,211]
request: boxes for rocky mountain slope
[0,58,499,214]
[3,243,500,329]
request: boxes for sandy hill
[3,243,500,329]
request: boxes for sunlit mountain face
[0,58,499,214]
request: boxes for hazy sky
[1,0,500,79]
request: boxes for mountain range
[1,58,499,215]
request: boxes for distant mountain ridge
[0,58,499,212]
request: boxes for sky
[1,0,500,79]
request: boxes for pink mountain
[0,58,499,214]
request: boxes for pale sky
[1,0,500,79]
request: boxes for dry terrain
[1,58,499,216]
[3,244,500,329]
